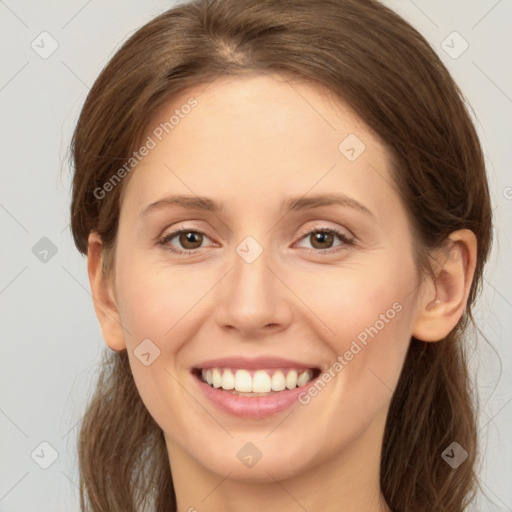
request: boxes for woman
[69,0,493,510]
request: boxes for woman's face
[108,73,426,482]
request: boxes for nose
[215,238,293,339]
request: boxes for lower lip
[193,373,316,419]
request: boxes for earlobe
[412,229,477,342]
[87,232,127,351]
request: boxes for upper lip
[193,356,320,371]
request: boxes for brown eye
[309,231,335,250]
[295,227,353,253]
[177,231,203,250]
[159,229,210,254]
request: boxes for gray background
[0,0,511,510]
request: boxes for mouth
[192,367,322,397]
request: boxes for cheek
[115,240,416,398]
[284,257,417,403]
[113,263,197,434]
[116,244,417,362]
[337,300,412,395]
[115,258,206,346]
[283,256,416,341]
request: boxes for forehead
[121,73,398,221]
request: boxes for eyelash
[157,225,354,255]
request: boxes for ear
[412,229,477,342]
[87,231,126,351]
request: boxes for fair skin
[87,73,477,512]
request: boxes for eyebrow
[140,193,375,218]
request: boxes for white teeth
[221,369,235,390]
[252,370,272,393]
[297,369,311,387]
[235,369,253,392]
[200,368,315,393]
[271,371,286,391]
[285,369,298,390]
[212,368,222,388]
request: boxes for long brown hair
[69,0,493,510]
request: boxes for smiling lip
[193,356,316,370]
[191,356,321,419]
